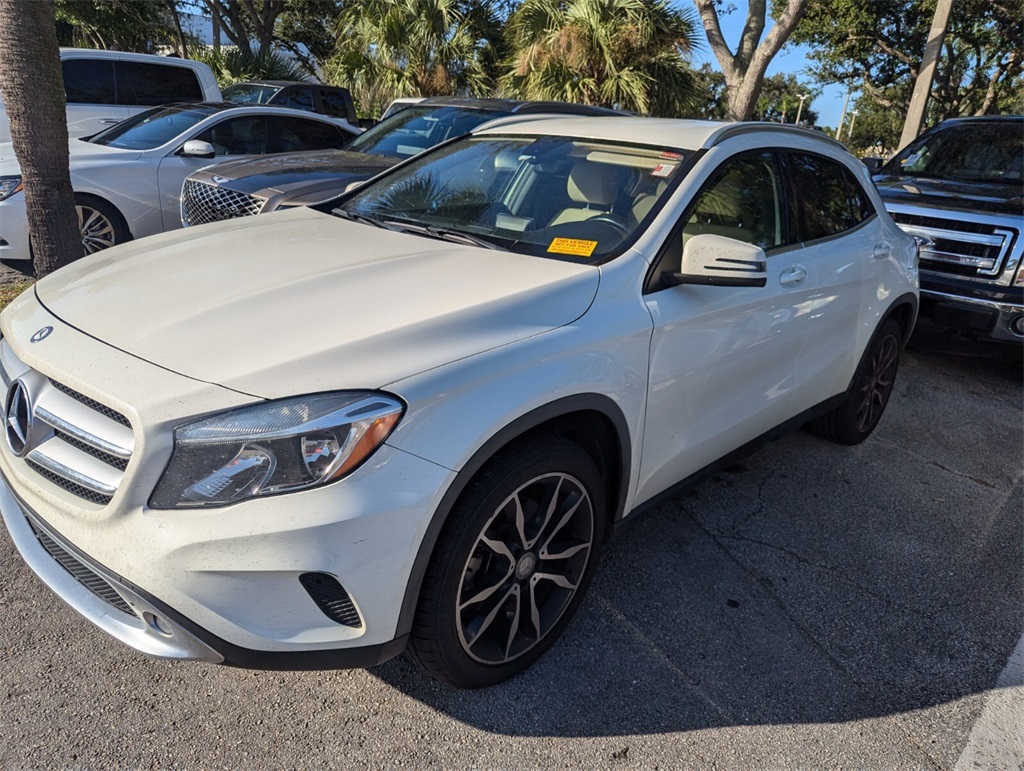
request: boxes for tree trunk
[0,0,82,277]
[693,0,810,121]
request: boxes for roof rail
[704,122,848,152]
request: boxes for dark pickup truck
[874,116,1023,344]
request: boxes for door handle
[873,242,891,259]
[779,265,807,286]
[98,118,120,125]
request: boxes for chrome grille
[1,340,134,507]
[181,178,266,227]
[27,515,135,616]
[889,210,1017,279]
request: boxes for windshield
[222,83,282,105]
[339,134,688,263]
[89,104,218,150]
[883,122,1023,185]
[345,105,508,160]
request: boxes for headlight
[150,392,404,509]
[0,176,23,201]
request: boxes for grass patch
[0,281,34,312]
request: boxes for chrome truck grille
[0,340,133,506]
[181,178,266,227]
[889,211,1018,281]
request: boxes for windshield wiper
[390,221,505,251]
[331,209,397,230]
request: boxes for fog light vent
[1009,315,1024,337]
[299,572,362,628]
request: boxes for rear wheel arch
[881,292,919,346]
[393,394,632,641]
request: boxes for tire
[810,318,902,445]
[75,195,129,256]
[408,435,606,688]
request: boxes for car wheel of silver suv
[408,435,606,688]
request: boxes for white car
[0,117,918,688]
[0,48,221,144]
[0,102,360,263]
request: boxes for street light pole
[795,93,809,125]
[847,110,859,143]
[836,85,852,140]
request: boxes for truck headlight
[0,176,23,201]
[150,392,404,509]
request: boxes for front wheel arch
[393,394,631,642]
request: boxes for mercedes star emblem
[4,379,34,457]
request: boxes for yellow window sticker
[547,237,599,257]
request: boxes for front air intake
[298,572,363,628]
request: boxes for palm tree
[0,0,81,277]
[501,0,701,117]
[327,0,502,116]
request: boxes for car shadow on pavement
[369,336,1023,738]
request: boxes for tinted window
[268,116,349,153]
[843,167,875,224]
[195,116,267,156]
[62,59,116,105]
[89,104,217,149]
[683,151,786,251]
[280,87,315,112]
[788,153,860,241]
[319,89,353,121]
[116,62,203,106]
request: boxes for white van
[0,48,221,143]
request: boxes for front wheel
[408,436,606,688]
[75,195,129,255]
[810,318,902,445]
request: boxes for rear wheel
[408,436,606,688]
[75,195,129,255]
[810,318,902,445]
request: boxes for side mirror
[180,140,216,159]
[666,234,767,288]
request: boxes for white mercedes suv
[0,118,918,688]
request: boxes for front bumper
[919,274,1024,343]
[0,293,455,668]
[0,192,31,261]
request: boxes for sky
[688,3,849,130]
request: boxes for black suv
[180,97,619,228]
[222,81,358,126]
[874,116,1023,343]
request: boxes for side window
[319,89,353,121]
[683,151,786,251]
[788,153,861,241]
[842,167,875,224]
[194,116,267,156]
[116,62,204,106]
[62,59,116,105]
[280,87,315,112]
[268,116,349,153]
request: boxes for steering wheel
[586,216,630,236]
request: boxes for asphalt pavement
[1,325,1021,768]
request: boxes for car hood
[874,174,1024,217]
[34,208,600,399]
[198,149,398,195]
